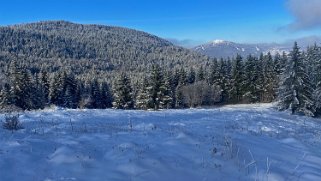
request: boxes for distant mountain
[192,40,290,58]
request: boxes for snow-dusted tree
[278,42,315,116]
[135,76,152,110]
[196,66,205,82]
[263,52,277,102]
[49,71,64,106]
[158,74,173,109]
[143,65,173,110]
[187,67,196,84]
[62,72,78,108]
[229,54,244,103]
[6,61,40,110]
[179,68,188,86]
[209,59,219,85]
[175,83,185,108]
[218,59,228,103]
[39,70,50,104]
[0,84,12,108]
[112,73,134,109]
[243,55,259,103]
[90,79,102,108]
[309,44,321,115]
[314,86,321,115]
[100,82,113,109]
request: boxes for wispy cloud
[284,35,321,47]
[285,0,321,31]
[166,38,204,48]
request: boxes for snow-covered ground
[1,104,321,181]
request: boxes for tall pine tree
[278,42,315,116]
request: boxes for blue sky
[1,0,321,46]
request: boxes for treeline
[0,48,286,110]
[0,42,320,117]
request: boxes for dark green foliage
[112,73,134,109]
[278,42,314,116]
[136,65,173,110]
[187,67,196,84]
[135,77,152,110]
[229,55,244,103]
[100,82,113,109]
[197,66,205,82]
[243,55,260,103]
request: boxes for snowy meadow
[1,104,321,181]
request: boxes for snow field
[0,104,321,181]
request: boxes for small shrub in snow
[2,114,23,131]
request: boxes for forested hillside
[0,21,210,77]
[0,21,320,117]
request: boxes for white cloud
[286,0,321,30]
[167,38,203,48]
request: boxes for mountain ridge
[192,39,290,58]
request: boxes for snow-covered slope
[193,40,290,58]
[1,104,321,181]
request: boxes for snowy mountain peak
[193,40,289,58]
[212,39,227,44]
[210,39,233,46]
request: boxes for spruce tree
[179,68,188,86]
[263,52,277,102]
[218,59,228,103]
[311,45,321,115]
[187,67,196,84]
[175,83,185,108]
[63,72,78,108]
[230,55,244,103]
[278,42,315,116]
[49,72,64,106]
[148,65,164,110]
[91,79,102,108]
[135,77,152,110]
[158,73,173,109]
[39,70,50,104]
[196,66,205,82]
[243,55,259,103]
[209,59,219,85]
[112,73,134,109]
[100,82,113,109]
[0,84,11,108]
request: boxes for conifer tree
[243,55,259,103]
[100,82,113,109]
[135,77,151,110]
[175,83,185,108]
[49,72,64,106]
[230,55,244,103]
[179,68,188,86]
[209,59,219,85]
[112,73,134,109]
[187,67,196,84]
[218,59,228,103]
[91,79,102,108]
[278,42,315,116]
[158,73,173,109]
[263,52,277,102]
[39,70,50,104]
[197,66,205,82]
[148,65,164,110]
